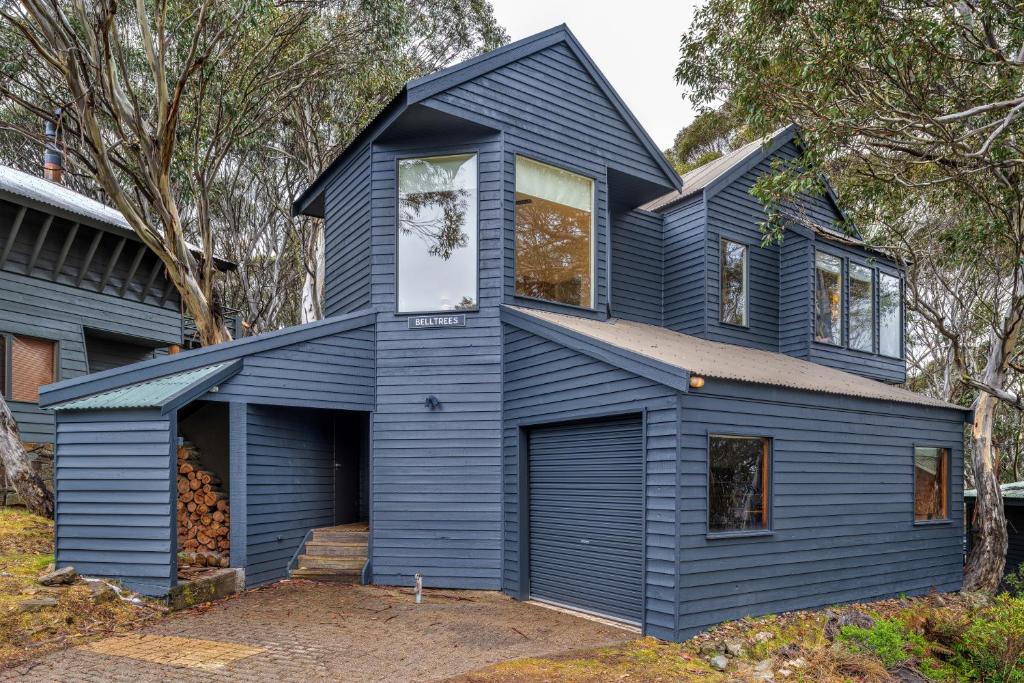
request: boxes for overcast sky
[486,0,701,151]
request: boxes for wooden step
[310,530,369,544]
[290,568,362,583]
[304,542,368,558]
[297,555,366,571]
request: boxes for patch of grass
[836,618,926,668]
[0,508,155,668]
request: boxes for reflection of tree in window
[720,240,747,325]
[515,194,591,305]
[815,252,842,345]
[879,273,901,358]
[399,160,470,260]
[397,154,477,313]
[849,264,874,351]
[709,436,767,532]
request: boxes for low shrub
[837,618,926,669]
[951,594,1024,683]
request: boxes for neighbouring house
[0,143,235,504]
[38,25,969,640]
[965,483,1024,582]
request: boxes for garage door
[527,415,643,623]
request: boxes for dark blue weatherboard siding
[2,199,182,442]
[324,142,373,317]
[419,38,677,314]
[207,325,375,411]
[662,196,706,336]
[675,379,964,638]
[40,310,376,407]
[245,404,336,586]
[502,324,680,639]
[54,409,175,596]
[611,210,663,325]
[369,135,504,590]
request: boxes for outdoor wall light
[689,375,706,389]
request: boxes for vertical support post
[229,402,248,577]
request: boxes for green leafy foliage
[950,595,1024,683]
[836,619,926,669]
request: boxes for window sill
[718,320,749,330]
[705,530,774,540]
[913,519,953,527]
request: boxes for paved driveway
[1,581,631,682]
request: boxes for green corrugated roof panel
[965,482,1024,500]
[51,362,236,412]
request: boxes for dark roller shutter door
[527,415,643,623]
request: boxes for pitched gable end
[408,25,681,191]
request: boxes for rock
[19,597,57,612]
[754,631,774,643]
[824,610,875,640]
[725,640,744,657]
[90,582,117,604]
[787,657,807,669]
[778,668,791,677]
[755,660,773,672]
[710,655,730,671]
[699,640,723,655]
[38,566,76,586]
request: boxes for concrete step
[304,542,368,558]
[290,568,362,583]
[310,530,369,544]
[297,555,366,571]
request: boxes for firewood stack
[176,444,230,568]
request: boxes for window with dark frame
[914,446,949,521]
[814,251,843,345]
[514,156,595,308]
[396,153,478,314]
[879,272,902,358]
[720,239,748,326]
[709,435,769,533]
[1,334,57,404]
[849,263,874,352]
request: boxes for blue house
[39,26,968,640]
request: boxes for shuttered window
[9,335,56,403]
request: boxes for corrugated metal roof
[966,482,1024,500]
[51,362,233,411]
[0,164,234,269]
[642,130,789,212]
[0,164,132,231]
[509,307,964,411]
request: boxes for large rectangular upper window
[849,263,874,352]
[814,251,842,345]
[709,435,769,533]
[879,272,902,358]
[720,239,748,326]
[914,447,948,521]
[514,156,595,308]
[2,334,57,403]
[397,153,478,313]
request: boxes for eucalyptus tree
[676,0,1024,591]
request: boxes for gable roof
[503,306,966,412]
[642,125,797,212]
[293,24,681,217]
[39,309,375,407]
[49,361,241,415]
[0,164,235,270]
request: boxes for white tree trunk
[301,225,325,324]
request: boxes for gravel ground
[0,581,631,682]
